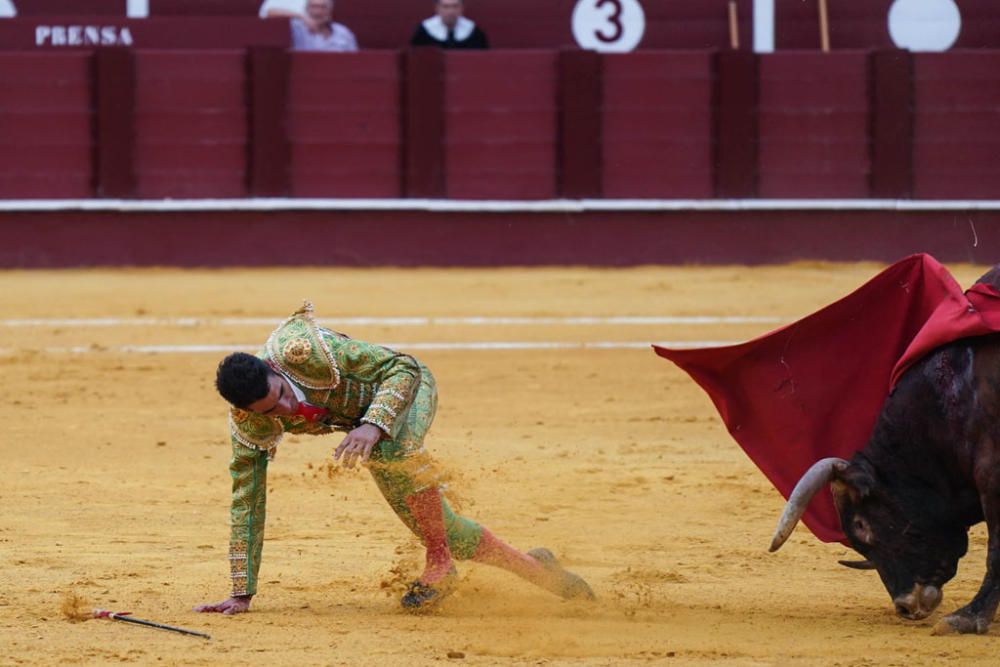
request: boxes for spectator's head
[305,0,334,25]
[435,0,463,29]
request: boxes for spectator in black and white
[410,0,488,50]
[0,0,17,18]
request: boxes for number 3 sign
[572,0,646,53]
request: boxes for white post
[126,0,149,18]
[753,0,775,53]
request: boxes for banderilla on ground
[92,609,211,640]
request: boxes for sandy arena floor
[3,262,1000,666]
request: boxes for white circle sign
[572,0,646,53]
[888,0,961,52]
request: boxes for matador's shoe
[527,547,596,600]
[400,567,458,612]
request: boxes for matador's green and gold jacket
[227,302,422,596]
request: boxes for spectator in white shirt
[292,0,357,51]
[261,0,357,52]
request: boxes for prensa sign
[0,18,288,51]
[35,25,135,47]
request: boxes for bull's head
[769,457,968,621]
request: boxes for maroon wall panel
[287,51,402,197]
[870,50,912,199]
[954,0,1000,49]
[248,46,290,196]
[776,0,894,50]
[133,50,247,198]
[0,52,93,198]
[758,53,870,198]
[403,48,445,198]
[602,51,713,198]
[912,52,1000,200]
[150,0,259,16]
[444,51,557,200]
[558,50,603,198]
[2,208,997,267]
[628,0,753,50]
[715,51,758,198]
[16,0,123,14]
[94,47,136,197]
[19,0,259,16]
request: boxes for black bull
[771,265,1000,635]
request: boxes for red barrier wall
[444,51,558,199]
[287,51,402,197]
[870,50,912,199]
[404,48,445,198]
[1,207,996,267]
[912,52,1000,200]
[0,52,93,198]
[757,52,870,198]
[134,50,248,198]
[95,48,136,197]
[602,52,714,198]
[4,47,1000,201]
[715,51,758,197]
[558,50,602,198]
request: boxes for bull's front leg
[933,484,1000,635]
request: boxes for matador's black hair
[215,352,272,409]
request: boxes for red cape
[654,254,1000,543]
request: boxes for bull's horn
[769,457,849,552]
[838,559,876,570]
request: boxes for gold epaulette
[265,300,341,390]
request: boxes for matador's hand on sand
[194,595,252,615]
[334,423,384,468]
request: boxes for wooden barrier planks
[444,51,558,200]
[758,52,870,198]
[133,50,248,198]
[602,51,714,198]
[287,51,402,198]
[912,52,1000,200]
[0,52,94,198]
[0,46,999,200]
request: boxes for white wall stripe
[0,315,781,328]
[1,197,999,212]
[0,341,738,355]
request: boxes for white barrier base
[1,198,999,213]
